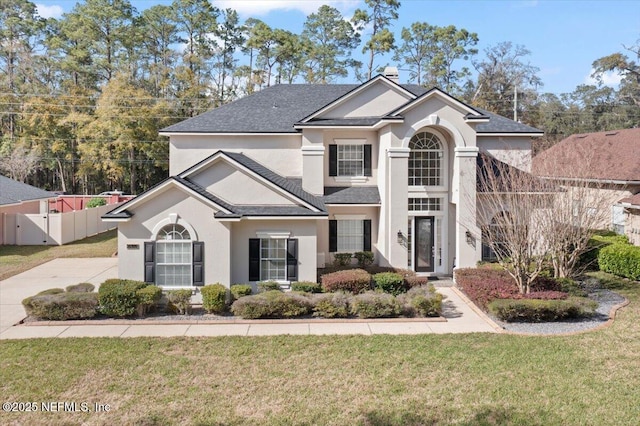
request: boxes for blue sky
[35,0,640,95]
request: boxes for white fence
[5,204,119,245]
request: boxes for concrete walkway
[0,258,498,339]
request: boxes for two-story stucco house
[103,71,542,288]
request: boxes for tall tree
[213,8,245,104]
[592,39,640,106]
[425,25,478,94]
[393,21,436,85]
[471,42,542,122]
[302,5,360,83]
[65,0,135,84]
[352,0,400,81]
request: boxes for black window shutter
[192,241,204,286]
[329,220,337,252]
[363,219,372,252]
[249,238,261,281]
[329,145,337,176]
[364,145,372,176]
[286,239,298,282]
[144,241,155,283]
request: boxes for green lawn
[0,272,638,425]
[0,230,117,281]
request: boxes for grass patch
[0,230,117,281]
[0,273,638,425]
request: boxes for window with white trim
[260,238,286,281]
[156,224,192,286]
[409,197,441,211]
[337,144,364,177]
[409,132,443,186]
[337,220,364,252]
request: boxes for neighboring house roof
[161,81,541,135]
[477,153,554,193]
[323,186,381,204]
[533,128,640,182]
[618,193,640,209]
[0,175,54,206]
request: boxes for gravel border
[491,289,628,335]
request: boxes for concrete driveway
[0,258,499,339]
[0,258,118,335]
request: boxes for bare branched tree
[534,148,618,278]
[476,154,554,294]
[0,144,41,182]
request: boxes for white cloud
[584,69,623,87]
[36,4,64,19]
[214,0,357,17]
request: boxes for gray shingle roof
[323,186,381,204]
[161,82,541,135]
[0,175,54,206]
[215,206,327,218]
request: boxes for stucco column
[384,147,410,268]
[301,130,324,196]
[454,146,481,269]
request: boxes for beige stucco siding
[323,84,413,119]
[190,161,297,206]
[230,219,318,284]
[478,136,533,171]
[116,185,231,285]
[169,134,302,177]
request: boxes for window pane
[156,240,192,286]
[260,238,287,281]
[408,132,443,186]
[337,145,364,177]
[337,220,364,252]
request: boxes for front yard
[1,272,639,425]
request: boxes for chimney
[384,66,399,83]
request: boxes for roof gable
[390,87,484,118]
[179,151,325,212]
[299,75,416,122]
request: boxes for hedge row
[230,285,443,319]
[598,243,640,281]
[488,297,597,322]
[320,269,428,295]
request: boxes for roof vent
[605,131,618,136]
[384,66,399,83]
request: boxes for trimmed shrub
[230,290,312,319]
[37,288,65,296]
[321,269,372,294]
[373,272,407,296]
[22,292,99,320]
[488,297,597,322]
[230,284,253,300]
[312,292,351,318]
[405,276,429,288]
[201,284,228,314]
[333,252,353,266]
[350,291,401,318]
[555,278,587,297]
[86,197,107,208]
[166,289,193,315]
[455,268,520,309]
[354,251,374,268]
[66,283,95,293]
[398,284,444,317]
[580,231,630,270]
[598,243,640,280]
[136,285,162,316]
[257,281,281,292]
[291,281,323,293]
[98,279,147,317]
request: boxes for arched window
[408,131,444,186]
[156,224,192,286]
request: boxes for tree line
[1,0,638,194]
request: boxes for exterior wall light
[397,230,403,244]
